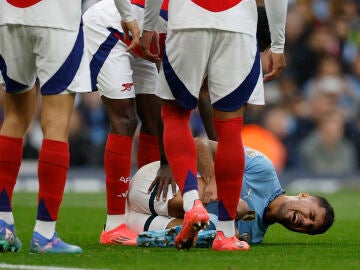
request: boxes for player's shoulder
[244,147,275,173]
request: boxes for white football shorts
[126,161,178,233]
[83,6,160,99]
[126,210,174,234]
[127,161,179,217]
[0,24,91,94]
[157,29,265,110]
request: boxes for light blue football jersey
[235,147,285,244]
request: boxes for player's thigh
[128,162,159,215]
[132,58,161,134]
[135,93,161,135]
[0,86,37,137]
[127,211,175,233]
[128,161,177,216]
[208,32,261,111]
[33,26,91,95]
[0,25,37,92]
[157,29,211,109]
[101,96,137,136]
[131,56,159,96]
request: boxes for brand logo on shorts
[121,83,133,92]
[7,0,42,8]
[191,0,242,12]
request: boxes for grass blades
[0,190,359,270]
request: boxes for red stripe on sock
[214,117,245,220]
[161,105,196,194]
[105,134,133,215]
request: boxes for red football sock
[37,139,69,221]
[105,134,133,215]
[0,135,23,211]
[161,105,197,194]
[137,133,160,169]
[214,117,245,221]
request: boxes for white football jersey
[91,0,133,32]
[88,0,166,34]
[0,0,82,31]
[167,0,257,36]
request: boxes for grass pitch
[0,189,359,270]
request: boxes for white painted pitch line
[0,263,108,270]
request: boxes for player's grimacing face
[281,194,326,234]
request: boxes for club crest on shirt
[241,210,256,221]
[245,149,262,158]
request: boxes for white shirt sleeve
[113,0,135,22]
[264,0,288,53]
[143,0,163,31]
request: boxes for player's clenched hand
[263,50,286,82]
[121,19,140,52]
[140,30,161,63]
[148,165,176,201]
[236,198,250,221]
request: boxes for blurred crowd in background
[1,0,360,177]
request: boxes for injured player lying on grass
[125,138,334,247]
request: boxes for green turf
[1,190,359,270]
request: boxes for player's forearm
[114,0,135,22]
[264,0,288,53]
[143,0,163,31]
[194,138,215,183]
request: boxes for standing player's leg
[208,31,260,251]
[0,86,36,253]
[83,8,138,245]
[135,94,161,169]
[28,22,91,254]
[198,80,217,141]
[211,107,249,251]
[30,93,83,254]
[99,96,138,246]
[161,100,210,250]
[0,23,38,253]
[133,54,163,169]
[157,29,211,250]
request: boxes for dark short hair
[312,196,335,235]
[257,6,271,52]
